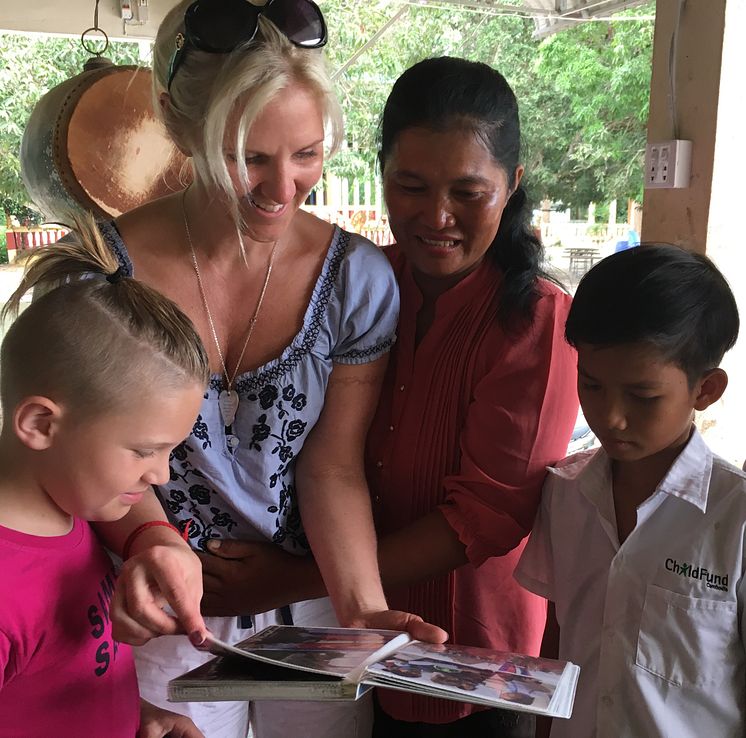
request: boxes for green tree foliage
[531,9,654,206]
[322,1,654,208]
[0,3,654,216]
[0,32,141,218]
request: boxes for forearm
[284,509,467,603]
[297,470,387,625]
[279,553,326,603]
[295,357,391,623]
[377,509,468,589]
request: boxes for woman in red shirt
[365,57,578,736]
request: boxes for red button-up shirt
[366,247,578,723]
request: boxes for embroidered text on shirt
[665,558,729,592]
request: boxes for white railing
[540,222,631,247]
[303,205,395,246]
[5,226,70,261]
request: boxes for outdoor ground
[0,261,24,302]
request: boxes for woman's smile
[383,126,519,289]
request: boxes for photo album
[168,625,580,719]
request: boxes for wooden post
[642,0,746,465]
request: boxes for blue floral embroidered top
[100,222,399,553]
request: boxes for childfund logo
[665,558,729,592]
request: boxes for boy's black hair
[565,243,739,384]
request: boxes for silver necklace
[182,190,278,427]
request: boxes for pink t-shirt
[0,518,139,737]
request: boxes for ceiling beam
[332,6,409,80]
[533,0,651,37]
[405,0,555,12]
[557,0,647,17]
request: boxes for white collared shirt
[515,429,746,738]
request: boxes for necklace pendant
[218,389,240,427]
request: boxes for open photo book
[168,625,580,719]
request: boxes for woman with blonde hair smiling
[99,1,444,737]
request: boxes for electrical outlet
[645,140,692,189]
[136,0,149,22]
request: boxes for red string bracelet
[122,520,192,560]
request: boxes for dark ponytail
[490,185,545,327]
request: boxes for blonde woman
[100,1,444,737]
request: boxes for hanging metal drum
[20,60,188,223]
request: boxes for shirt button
[600,695,613,707]
[374,495,381,503]
[389,425,394,431]
[376,461,383,468]
[399,384,405,391]
[227,436,239,448]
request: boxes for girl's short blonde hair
[153,1,344,214]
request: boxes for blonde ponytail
[1,213,210,419]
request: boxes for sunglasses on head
[167,0,327,90]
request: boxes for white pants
[135,598,373,738]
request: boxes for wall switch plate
[645,140,692,189]
[136,0,149,22]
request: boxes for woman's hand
[198,539,324,616]
[137,700,205,738]
[111,539,208,646]
[198,539,448,643]
[344,609,448,644]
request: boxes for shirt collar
[548,448,612,516]
[549,427,713,513]
[400,253,500,316]
[656,427,712,511]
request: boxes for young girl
[0,216,208,738]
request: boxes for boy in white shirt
[515,244,744,738]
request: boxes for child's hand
[137,700,205,738]
[112,540,208,646]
